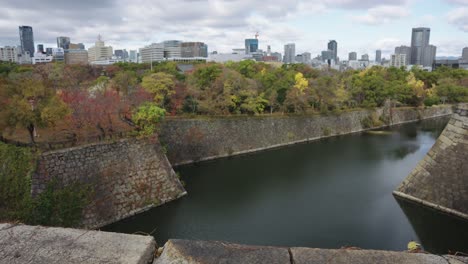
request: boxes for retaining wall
[160,105,453,166]
[33,138,186,229]
[394,104,468,220]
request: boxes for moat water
[105,117,468,254]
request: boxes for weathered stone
[32,138,187,229]
[0,224,156,264]
[154,240,290,264]
[395,104,468,219]
[291,248,448,264]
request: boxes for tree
[112,70,137,96]
[131,102,166,136]
[406,72,426,106]
[3,75,70,143]
[141,72,175,108]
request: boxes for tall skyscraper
[410,27,436,67]
[245,39,258,54]
[283,43,295,64]
[348,52,357,61]
[19,26,34,56]
[462,47,468,60]
[327,40,337,61]
[361,54,369,61]
[375,50,382,63]
[57,36,71,50]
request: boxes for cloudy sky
[0,0,467,60]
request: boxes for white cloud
[351,5,410,25]
[444,0,468,5]
[447,7,468,32]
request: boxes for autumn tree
[2,74,70,143]
[141,72,175,109]
[132,102,166,136]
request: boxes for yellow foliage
[406,72,425,98]
[407,241,421,251]
[294,72,308,93]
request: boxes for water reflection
[395,197,468,254]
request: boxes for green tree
[141,72,175,108]
[132,102,166,136]
[112,70,137,96]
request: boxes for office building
[376,50,382,63]
[65,49,88,64]
[361,54,369,61]
[32,53,53,64]
[463,47,468,60]
[88,35,113,62]
[395,45,411,65]
[57,36,70,50]
[283,43,295,64]
[390,54,407,67]
[139,43,164,63]
[410,27,436,67]
[245,39,259,54]
[0,46,18,62]
[52,48,65,62]
[69,43,84,50]
[19,26,34,56]
[348,52,357,61]
[327,40,337,61]
[163,40,182,58]
[181,42,208,57]
[37,44,44,54]
[129,50,137,62]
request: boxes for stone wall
[33,138,186,229]
[160,105,453,165]
[394,104,468,220]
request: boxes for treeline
[1,61,467,142]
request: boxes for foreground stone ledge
[0,224,156,264]
[155,239,468,264]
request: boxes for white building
[88,35,113,63]
[284,43,295,64]
[390,54,407,68]
[208,53,253,63]
[139,43,164,63]
[89,58,124,66]
[32,53,54,64]
[0,46,18,62]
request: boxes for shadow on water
[395,197,468,254]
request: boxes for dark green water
[105,117,468,254]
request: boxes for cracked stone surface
[0,224,156,264]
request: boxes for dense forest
[0,60,467,143]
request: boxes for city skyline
[0,0,466,60]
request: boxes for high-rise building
[139,43,164,63]
[37,44,44,54]
[322,50,333,61]
[163,40,182,58]
[245,39,259,54]
[115,49,124,58]
[181,42,208,57]
[348,52,357,61]
[361,54,369,61]
[375,50,382,63]
[410,27,436,67]
[46,48,53,56]
[57,36,70,50]
[19,26,34,56]
[129,50,137,62]
[88,35,113,62]
[0,46,18,62]
[390,54,407,68]
[462,47,468,60]
[327,40,337,61]
[395,45,411,65]
[283,43,295,64]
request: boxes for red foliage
[170,82,188,115]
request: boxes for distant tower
[284,43,296,64]
[57,36,71,50]
[327,40,337,62]
[462,47,468,60]
[348,52,357,61]
[376,50,382,63]
[19,26,34,56]
[267,45,271,56]
[245,37,259,54]
[410,27,435,67]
